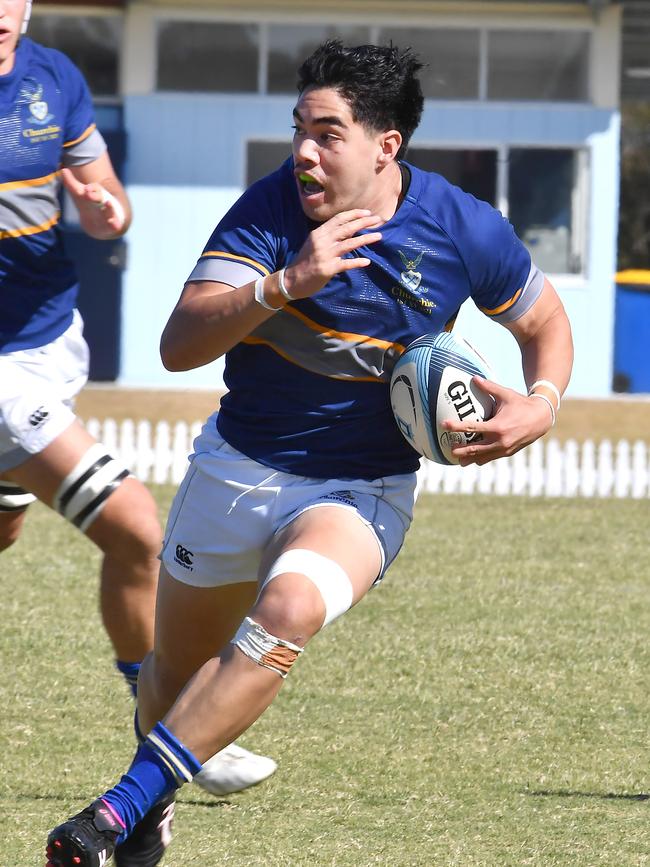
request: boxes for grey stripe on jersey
[62,127,107,167]
[187,256,264,288]
[486,264,545,324]
[248,312,402,382]
[0,172,60,237]
[183,257,402,381]
[0,129,107,238]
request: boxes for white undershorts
[160,418,418,589]
[0,310,89,474]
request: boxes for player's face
[0,0,25,75]
[292,86,391,223]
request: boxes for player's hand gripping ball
[390,332,495,465]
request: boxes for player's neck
[373,161,406,224]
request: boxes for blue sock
[115,660,141,698]
[102,722,203,842]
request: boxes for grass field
[1,489,649,866]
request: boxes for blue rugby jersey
[187,159,543,480]
[0,38,106,351]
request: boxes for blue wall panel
[120,185,239,389]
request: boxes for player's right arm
[160,209,381,371]
[160,278,274,372]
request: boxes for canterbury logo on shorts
[28,406,49,428]
[174,544,194,569]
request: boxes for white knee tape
[53,442,130,531]
[262,549,353,627]
[232,616,303,678]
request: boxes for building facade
[33,0,623,396]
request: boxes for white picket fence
[84,417,650,499]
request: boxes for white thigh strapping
[0,480,36,511]
[261,549,353,627]
[54,442,130,531]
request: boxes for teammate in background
[0,2,275,863]
[47,39,573,865]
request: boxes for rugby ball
[390,332,494,465]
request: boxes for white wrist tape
[277,268,296,301]
[97,188,126,230]
[254,276,279,312]
[528,379,561,410]
[529,392,556,427]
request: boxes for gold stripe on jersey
[63,123,97,149]
[200,250,270,275]
[243,335,387,382]
[243,305,406,382]
[285,304,405,355]
[0,171,59,193]
[0,212,60,240]
[478,287,523,317]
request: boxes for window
[488,30,589,101]
[268,24,370,94]
[408,148,497,205]
[508,148,585,274]
[153,20,592,105]
[379,27,480,100]
[245,142,586,275]
[157,21,258,92]
[247,141,292,186]
[28,14,121,98]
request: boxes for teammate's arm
[60,150,131,240]
[443,277,573,465]
[160,209,382,371]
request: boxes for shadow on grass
[177,797,233,808]
[522,788,649,802]
[1,792,233,808]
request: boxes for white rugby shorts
[160,418,418,589]
[0,310,89,475]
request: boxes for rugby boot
[113,792,176,867]
[46,798,120,866]
[194,742,277,796]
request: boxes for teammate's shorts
[160,417,418,589]
[0,310,89,475]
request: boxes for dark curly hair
[297,40,424,159]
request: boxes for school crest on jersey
[29,98,49,123]
[398,250,426,294]
[17,79,61,145]
[19,80,54,125]
[27,84,53,124]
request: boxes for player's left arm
[60,150,131,240]
[444,277,574,465]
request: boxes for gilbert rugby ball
[390,332,494,465]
